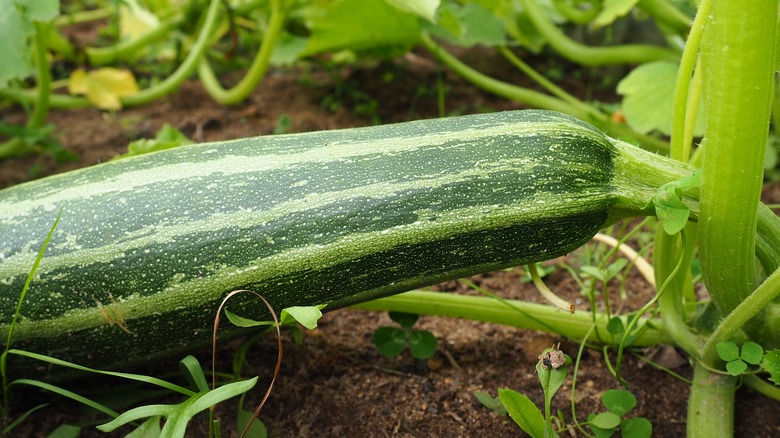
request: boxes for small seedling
[587,389,652,438]
[498,344,572,438]
[372,312,438,359]
[473,391,507,416]
[716,341,764,376]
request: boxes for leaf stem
[351,291,670,347]
[198,0,286,104]
[518,0,681,65]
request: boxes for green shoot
[372,312,438,360]
[472,391,507,416]
[587,389,652,438]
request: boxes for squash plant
[0,1,779,437]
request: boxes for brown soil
[2,54,779,437]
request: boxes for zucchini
[0,110,692,371]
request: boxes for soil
[2,49,779,437]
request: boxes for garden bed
[2,57,778,436]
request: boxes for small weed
[473,391,507,416]
[587,389,652,438]
[499,344,572,438]
[716,341,764,376]
[372,312,438,359]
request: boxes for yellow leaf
[68,68,139,110]
[120,0,160,40]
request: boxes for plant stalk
[687,361,736,438]
[198,0,286,104]
[698,0,777,319]
[351,291,670,347]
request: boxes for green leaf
[389,311,419,329]
[588,413,615,438]
[384,0,439,21]
[605,259,628,281]
[46,424,81,438]
[601,389,636,417]
[716,341,740,362]
[593,0,639,28]
[425,1,505,47]
[97,378,258,434]
[237,409,267,438]
[620,417,652,438]
[124,417,162,438]
[271,33,308,66]
[179,355,209,392]
[224,309,274,328]
[408,329,438,359]
[725,360,747,376]
[497,388,546,438]
[607,317,625,335]
[761,349,780,385]
[740,341,764,365]
[617,61,705,137]
[0,0,59,87]
[580,265,605,281]
[590,411,622,429]
[372,326,407,357]
[653,170,701,235]
[473,391,506,415]
[119,123,194,159]
[281,305,325,329]
[302,0,421,57]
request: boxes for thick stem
[698,0,777,315]
[350,291,670,347]
[687,361,736,438]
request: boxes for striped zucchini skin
[0,110,655,371]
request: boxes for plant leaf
[601,389,636,417]
[389,311,419,329]
[473,391,506,415]
[0,0,58,87]
[68,68,139,110]
[593,0,639,28]
[425,1,505,47]
[761,349,780,385]
[408,329,438,359]
[179,355,209,392]
[124,417,162,438]
[498,388,546,438]
[45,424,81,438]
[372,326,407,357]
[281,305,325,329]
[302,0,421,57]
[617,61,704,137]
[97,378,258,435]
[740,341,764,365]
[725,360,747,376]
[237,408,267,438]
[590,411,622,429]
[621,417,652,438]
[653,170,700,235]
[384,0,439,22]
[224,309,274,328]
[716,341,740,362]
